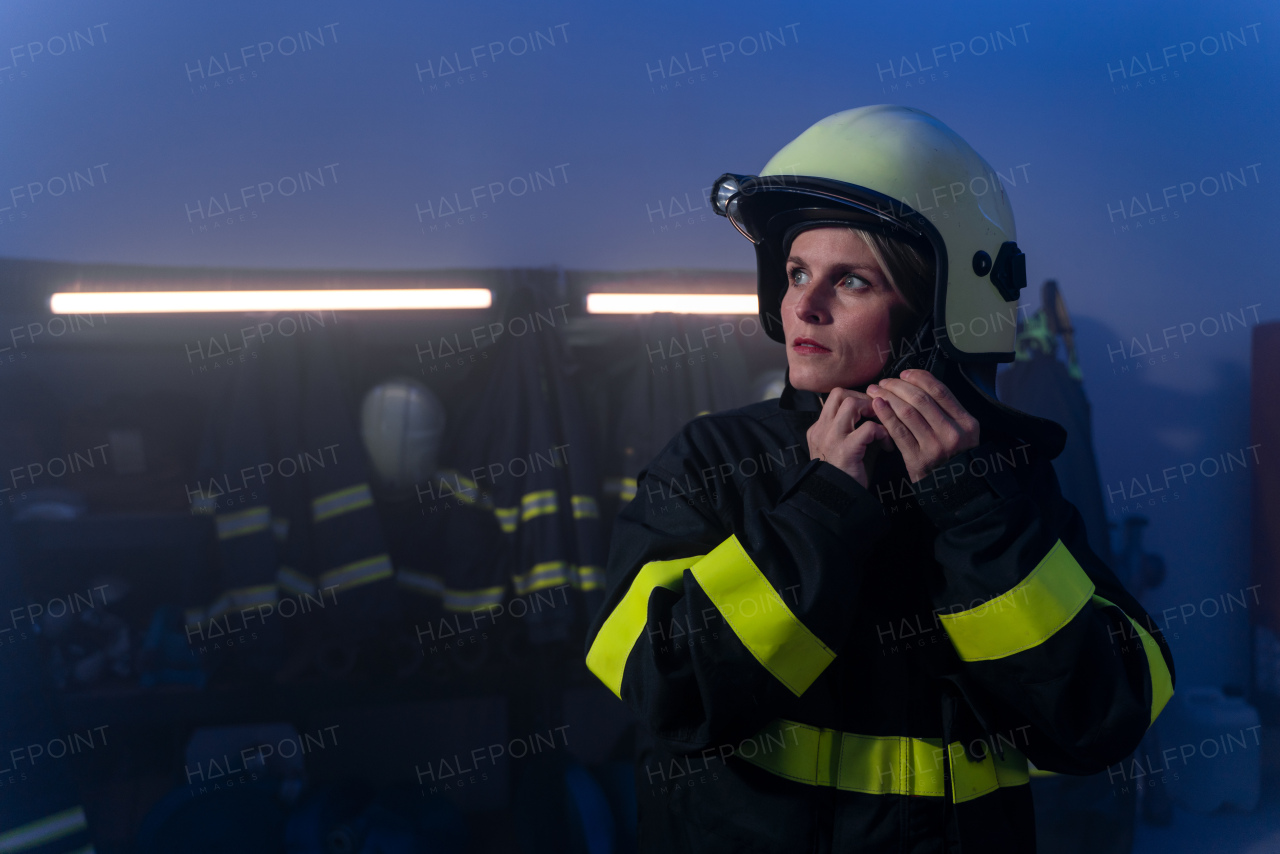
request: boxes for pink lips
[792,337,830,354]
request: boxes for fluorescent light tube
[49,289,493,314]
[586,293,757,314]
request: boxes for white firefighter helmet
[713,105,1066,456]
[359,378,446,492]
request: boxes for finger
[898,369,978,429]
[877,377,961,441]
[870,392,920,457]
[828,388,875,417]
[818,387,844,425]
[844,420,889,453]
[832,397,860,435]
[867,421,891,448]
[830,387,877,424]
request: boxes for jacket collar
[778,368,824,413]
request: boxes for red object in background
[1251,322,1280,636]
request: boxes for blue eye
[841,275,870,290]
[789,269,809,286]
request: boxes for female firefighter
[584,106,1175,853]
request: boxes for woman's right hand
[806,388,892,490]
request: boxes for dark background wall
[3,0,1275,690]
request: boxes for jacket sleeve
[584,422,891,753]
[914,437,1176,775]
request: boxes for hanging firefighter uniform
[185,341,283,673]
[356,377,512,625]
[585,106,1176,852]
[186,319,396,674]
[592,312,752,521]
[0,505,97,854]
[445,273,607,643]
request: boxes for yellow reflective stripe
[276,566,315,597]
[1027,758,1058,778]
[433,470,490,506]
[215,505,270,540]
[1092,593,1175,725]
[0,805,88,853]
[585,553,706,698]
[994,747,1031,788]
[573,565,606,591]
[742,719,1028,801]
[495,507,519,533]
[741,720,945,796]
[689,534,834,697]
[320,553,393,590]
[271,516,289,542]
[513,560,569,595]
[443,586,505,611]
[938,539,1095,661]
[312,484,374,522]
[840,734,946,796]
[520,490,557,521]
[572,495,599,519]
[947,742,1031,803]
[396,569,446,597]
[948,742,997,802]
[604,477,637,502]
[207,584,277,620]
[395,569,505,610]
[452,477,482,504]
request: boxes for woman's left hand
[866,369,980,483]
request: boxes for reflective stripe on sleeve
[520,490,557,521]
[938,539,1095,662]
[571,495,599,519]
[312,484,374,522]
[1091,593,1175,725]
[0,806,88,853]
[319,553,394,591]
[395,569,505,610]
[206,584,277,620]
[395,568,446,597]
[573,565,606,591]
[277,566,316,597]
[494,507,519,533]
[513,560,569,595]
[585,553,706,698]
[215,505,270,540]
[443,586,505,611]
[689,534,834,697]
[604,477,637,503]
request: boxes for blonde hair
[853,228,934,319]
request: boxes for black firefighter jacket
[584,377,1176,853]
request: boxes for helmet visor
[713,173,929,246]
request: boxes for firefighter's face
[781,227,910,393]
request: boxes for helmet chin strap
[813,314,1042,449]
